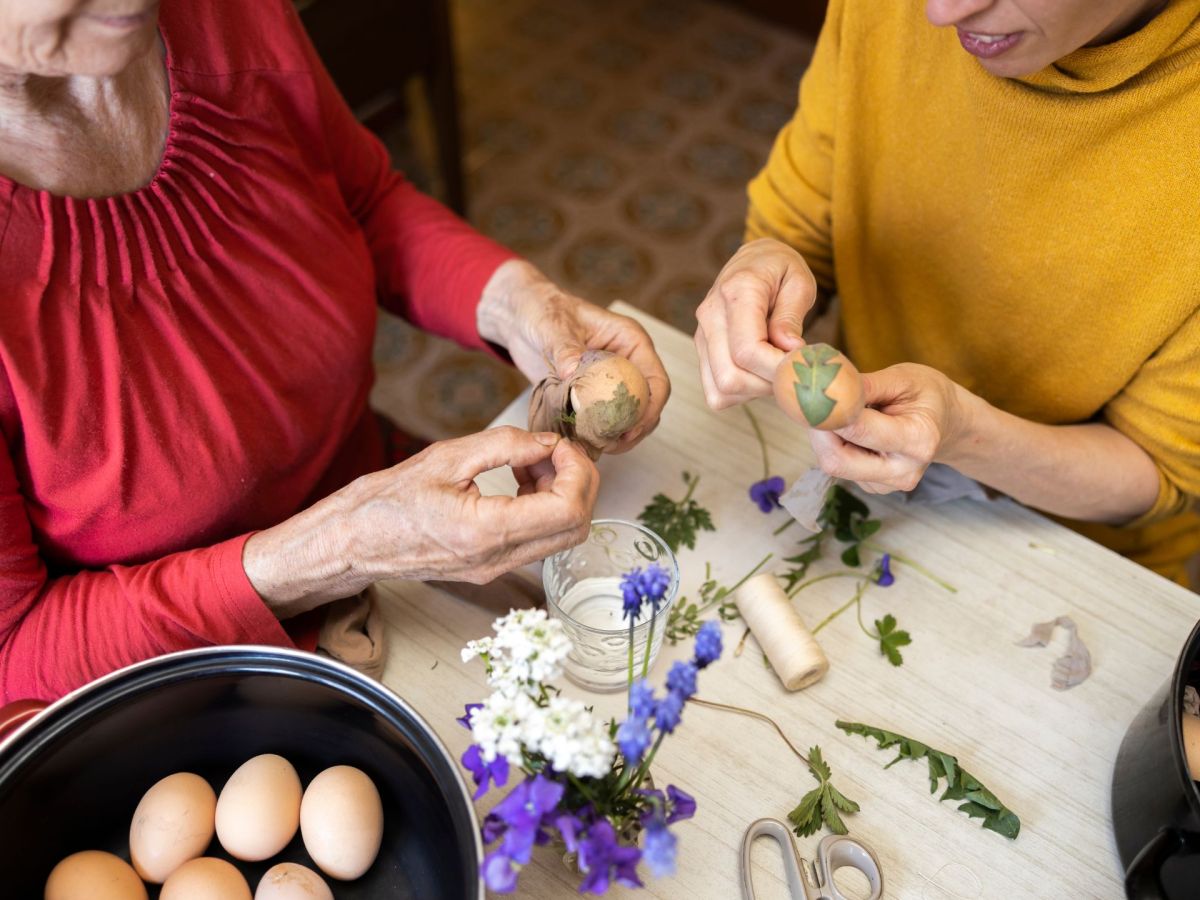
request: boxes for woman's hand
[477,260,669,452]
[244,427,598,617]
[695,238,818,410]
[809,363,971,494]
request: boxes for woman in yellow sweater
[696,0,1200,586]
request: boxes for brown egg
[160,857,251,900]
[45,850,148,900]
[772,343,865,431]
[254,862,334,900]
[300,765,384,880]
[215,754,302,861]
[129,772,217,883]
[1182,714,1200,780]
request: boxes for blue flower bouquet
[458,564,721,894]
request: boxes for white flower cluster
[462,609,616,779]
[461,608,572,695]
[467,691,615,778]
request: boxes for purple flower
[493,775,565,864]
[555,812,584,854]
[629,679,656,719]
[693,621,723,669]
[874,553,895,587]
[749,476,786,513]
[617,715,652,766]
[643,821,678,877]
[655,689,685,734]
[481,811,506,844]
[456,702,482,729]
[577,819,643,894]
[666,784,696,824]
[665,660,698,701]
[620,568,643,619]
[638,564,671,608]
[461,744,510,799]
[482,850,519,893]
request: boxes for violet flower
[666,784,696,824]
[461,743,509,799]
[616,715,652,767]
[642,820,678,878]
[693,620,723,669]
[577,820,643,894]
[620,563,671,622]
[665,660,698,701]
[482,849,519,893]
[749,475,785,513]
[655,689,685,734]
[874,553,895,587]
[628,679,656,719]
[492,774,565,865]
[456,702,482,729]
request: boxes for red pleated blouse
[0,0,514,701]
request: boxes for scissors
[740,818,885,900]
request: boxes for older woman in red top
[0,0,669,701]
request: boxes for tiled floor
[370,0,814,441]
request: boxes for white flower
[462,608,573,696]
[468,690,542,766]
[461,636,493,664]
[533,695,616,779]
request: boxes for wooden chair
[297,0,467,214]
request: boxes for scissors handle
[740,818,885,900]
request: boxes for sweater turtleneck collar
[1017,0,1200,93]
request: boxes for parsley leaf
[788,745,860,837]
[873,614,911,666]
[637,471,715,553]
[836,721,1020,839]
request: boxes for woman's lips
[956,28,1023,59]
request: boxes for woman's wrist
[476,258,544,349]
[937,383,989,469]
[242,490,365,618]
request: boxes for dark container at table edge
[1113,619,1200,899]
[0,646,484,899]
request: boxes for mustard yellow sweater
[748,0,1200,585]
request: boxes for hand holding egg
[772,343,865,431]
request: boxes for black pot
[0,646,484,899]
[1113,620,1200,898]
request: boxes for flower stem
[640,605,659,678]
[681,472,700,504]
[743,405,771,480]
[863,543,956,593]
[734,626,751,657]
[568,772,600,807]
[787,570,860,600]
[629,730,668,790]
[773,518,796,536]
[687,696,809,767]
[810,579,870,635]
[627,619,636,706]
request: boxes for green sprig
[835,721,1020,839]
[788,746,861,837]
[637,471,715,553]
[665,554,772,643]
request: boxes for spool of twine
[735,573,829,691]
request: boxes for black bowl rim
[1170,620,1200,818]
[0,645,485,895]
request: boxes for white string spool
[735,573,829,691]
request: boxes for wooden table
[374,303,1199,898]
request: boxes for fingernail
[535,432,560,446]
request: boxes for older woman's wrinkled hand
[244,427,598,616]
[694,238,818,410]
[477,260,670,452]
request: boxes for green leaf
[874,615,911,666]
[787,744,859,839]
[788,345,842,427]
[835,721,1020,840]
[637,472,716,553]
[841,545,861,567]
